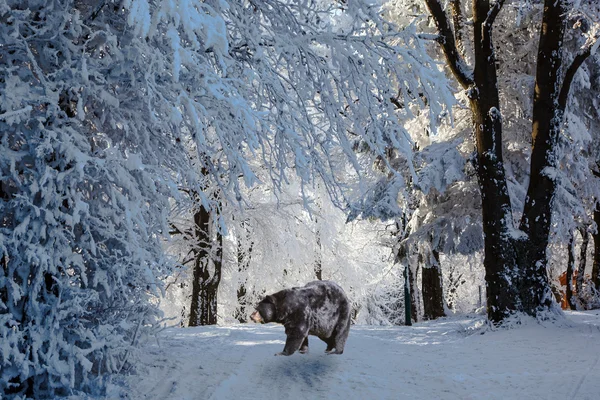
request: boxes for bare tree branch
[484,0,506,30]
[424,0,474,89]
[169,223,188,236]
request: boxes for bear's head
[250,296,276,323]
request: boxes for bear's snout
[250,310,263,323]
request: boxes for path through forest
[125,312,600,399]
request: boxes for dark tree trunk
[189,204,223,326]
[315,217,322,280]
[577,228,589,305]
[0,185,7,309]
[394,216,418,324]
[396,243,418,324]
[403,265,412,326]
[593,204,600,291]
[566,231,576,310]
[411,256,421,322]
[518,0,568,314]
[469,0,520,322]
[0,255,7,311]
[422,249,446,320]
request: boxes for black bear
[250,280,351,356]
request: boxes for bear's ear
[265,295,276,304]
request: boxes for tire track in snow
[569,324,600,400]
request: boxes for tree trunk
[189,204,223,326]
[518,0,569,314]
[566,231,576,310]
[394,216,417,323]
[470,0,522,322]
[235,220,253,323]
[403,265,412,326]
[410,255,420,323]
[315,217,323,281]
[396,243,418,323]
[0,255,7,312]
[422,249,446,320]
[0,185,7,312]
[577,228,589,306]
[593,204,600,291]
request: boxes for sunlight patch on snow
[233,340,285,346]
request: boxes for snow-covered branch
[558,34,600,111]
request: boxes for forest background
[1,0,599,397]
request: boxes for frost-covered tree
[221,0,454,212]
[420,0,600,322]
[0,0,190,396]
[156,0,456,326]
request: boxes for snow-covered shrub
[0,1,190,396]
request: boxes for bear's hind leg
[326,308,351,355]
[321,337,334,353]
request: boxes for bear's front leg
[275,324,308,356]
[299,337,309,354]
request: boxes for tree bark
[425,0,519,324]
[394,216,418,323]
[315,216,323,281]
[470,0,520,322]
[397,244,418,323]
[518,0,569,314]
[577,227,589,306]
[422,249,446,320]
[593,204,600,291]
[403,265,412,326]
[410,256,420,323]
[566,231,576,310]
[189,203,223,326]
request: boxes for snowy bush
[0,1,190,396]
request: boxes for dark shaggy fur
[250,280,351,356]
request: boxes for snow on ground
[124,311,600,400]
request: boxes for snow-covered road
[126,312,600,400]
